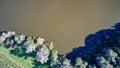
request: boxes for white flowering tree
[59,58,73,68]
[0,31,15,44]
[103,48,118,64]
[95,56,113,68]
[36,45,50,64]
[75,57,88,68]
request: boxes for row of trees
[1,23,120,68]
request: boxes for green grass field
[0,46,34,68]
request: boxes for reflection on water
[0,0,120,54]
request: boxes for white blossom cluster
[95,56,113,68]
[24,44,36,53]
[75,57,88,68]
[59,58,73,68]
[35,41,56,64]
[51,58,73,68]
[5,34,26,46]
[103,48,118,64]
[23,37,37,53]
[36,37,44,45]
[14,34,26,44]
[36,45,49,64]
[0,31,15,44]
[23,36,46,53]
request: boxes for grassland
[0,46,34,68]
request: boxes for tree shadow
[66,23,120,62]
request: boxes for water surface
[0,0,120,54]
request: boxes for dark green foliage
[10,45,27,58]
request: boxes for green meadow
[0,46,33,68]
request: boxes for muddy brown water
[0,0,120,54]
